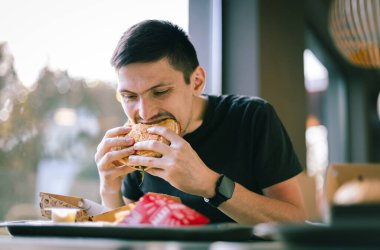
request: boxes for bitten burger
[118,118,181,170]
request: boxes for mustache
[135,113,176,124]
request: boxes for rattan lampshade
[329,0,380,68]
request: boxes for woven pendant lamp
[329,0,380,68]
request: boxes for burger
[118,118,181,170]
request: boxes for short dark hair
[111,20,199,84]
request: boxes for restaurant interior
[0,0,379,249]
[217,0,380,222]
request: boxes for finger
[102,165,134,182]
[97,147,135,171]
[95,137,135,162]
[127,165,152,171]
[145,167,164,178]
[133,140,171,156]
[127,155,163,169]
[96,126,132,157]
[98,126,132,151]
[104,126,132,139]
[147,126,180,144]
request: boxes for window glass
[303,49,329,187]
[0,0,188,221]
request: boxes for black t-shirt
[122,94,303,223]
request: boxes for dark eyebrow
[118,83,173,95]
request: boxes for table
[1,222,379,250]
[0,235,283,250]
[1,234,379,250]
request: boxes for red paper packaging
[119,192,210,226]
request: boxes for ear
[191,66,206,95]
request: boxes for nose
[137,97,157,122]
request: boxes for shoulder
[200,94,278,132]
[209,95,278,123]
[207,94,270,112]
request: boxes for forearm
[219,183,306,225]
[100,187,125,209]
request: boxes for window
[0,0,188,221]
[304,28,349,221]
[304,49,329,188]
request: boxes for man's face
[117,57,201,134]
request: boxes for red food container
[119,192,209,226]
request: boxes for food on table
[118,192,210,226]
[334,178,380,205]
[47,208,80,223]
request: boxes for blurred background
[0,0,379,222]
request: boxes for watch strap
[204,174,235,208]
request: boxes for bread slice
[334,178,380,205]
[119,119,181,170]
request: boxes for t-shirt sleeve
[252,102,303,189]
[122,171,144,201]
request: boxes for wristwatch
[204,174,235,208]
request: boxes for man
[95,20,306,225]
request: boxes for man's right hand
[94,126,135,208]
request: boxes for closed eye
[153,89,170,97]
[120,93,137,100]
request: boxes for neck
[183,95,208,135]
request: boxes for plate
[4,221,254,241]
[272,221,380,247]
[332,204,380,223]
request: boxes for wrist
[204,174,235,208]
[203,171,220,198]
[100,185,122,196]
[100,187,124,209]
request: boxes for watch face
[204,175,235,208]
[219,175,235,199]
